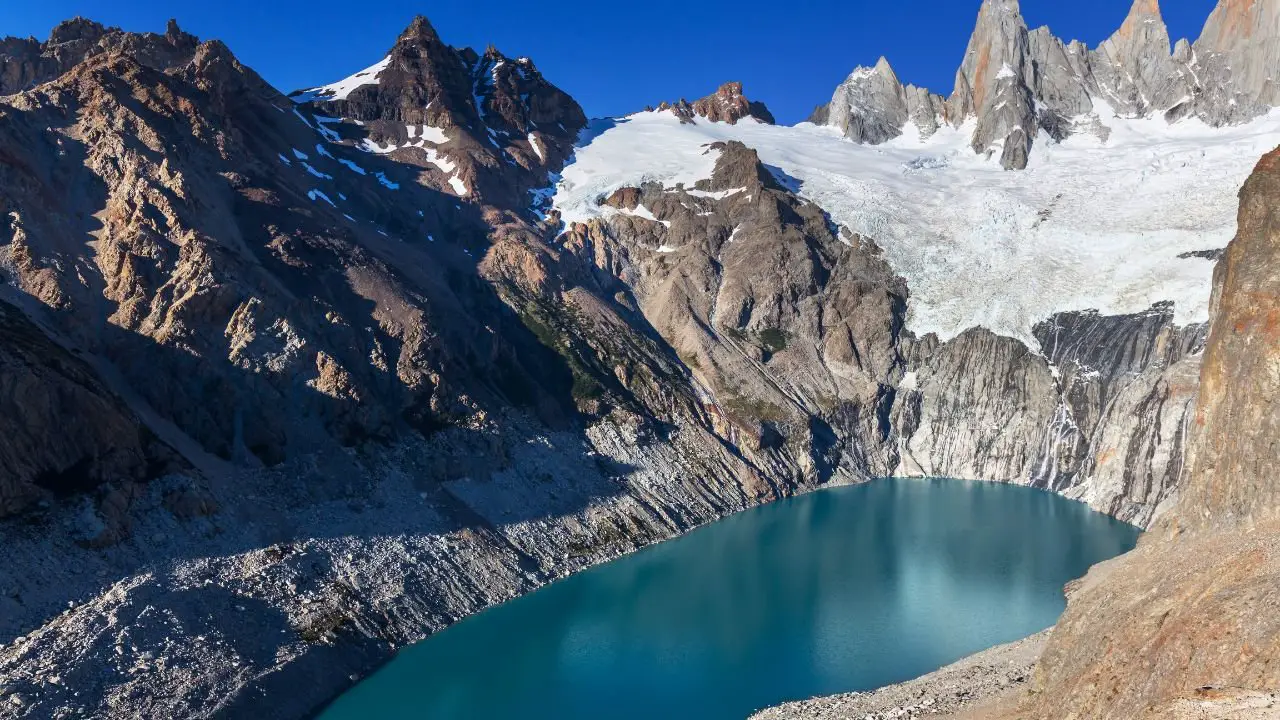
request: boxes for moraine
[318,479,1138,719]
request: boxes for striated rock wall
[1017,145,1280,720]
[892,305,1205,526]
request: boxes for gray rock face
[825,59,925,143]
[889,303,1205,526]
[1194,0,1280,121]
[815,0,1280,169]
[1090,0,1188,117]
[571,141,1206,528]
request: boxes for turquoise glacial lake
[319,478,1140,719]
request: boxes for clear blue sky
[1,0,1220,124]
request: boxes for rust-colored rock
[1012,146,1280,719]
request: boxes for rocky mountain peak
[1109,0,1170,49]
[397,14,444,46]
[818,54,948,144]
[813,0,1280,170]
[1193,0,1280,114]
[46,17,107,46]
[289,15,584,208]
[953,0,1030,113]
[1091,0,1182,117]
[650,82,774,125]
[0,18,201,95]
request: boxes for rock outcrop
[650,82,775,125]
[813,0,1280,168]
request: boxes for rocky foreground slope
[0,2,1273,718]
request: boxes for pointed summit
[873,56,897,80]
[949,0,1038,168]
[952,0,1030,113]
[1090,0,1183,116]
[819,55,946,144]
[397,15,443,45]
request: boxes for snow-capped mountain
[553,102,1280,347]
[290,16,585,210]
[811,0,1280,168]
[0,4,1277,719]
[554,0,1280,346]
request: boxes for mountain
[290,16,585,210]
[0,5,1274,720]
[812,0,1280,168]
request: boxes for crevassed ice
[552,107,1280,348]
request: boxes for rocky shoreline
[0,412,848,719]
[753,632,1046,720]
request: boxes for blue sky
[1,0,1219,124]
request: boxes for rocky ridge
[814,0,1280,168]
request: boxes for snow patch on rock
[292,55,392,103]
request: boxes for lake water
[319,478,1140,719]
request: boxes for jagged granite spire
[811,0,1280,170]
[1192,0,1280,120]
[820,57,947,143]
[826,58,910,144]
[1091,0,1187,117]
[951,0,1038,168]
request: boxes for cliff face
[1176,147,1280,528]
[1021,147,1280,719]
[892,305,1205,526]
[0,297,181,521]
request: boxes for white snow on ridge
[553,108,1280,347]
[293,56,393,103]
